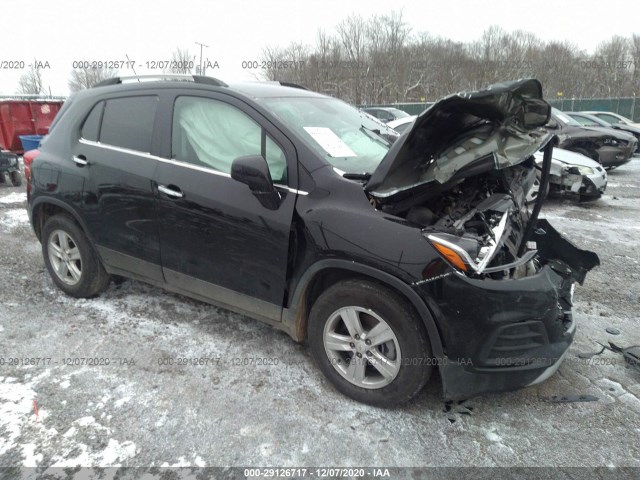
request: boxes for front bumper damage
[598,141,636,168]
[421,219,599,400]
[551,165,607,200]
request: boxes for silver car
[529,148,607,203]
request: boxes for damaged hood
[366,79,554,198]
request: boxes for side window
[100,96,158,152]
[598,114,621,124]
[171,96,287,183]
[379,111,393,122]
[81,101,104,141]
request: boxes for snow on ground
[0,192,27,204]
[0,159,639,470]
[0,208,29,230]
[0,372,137,469]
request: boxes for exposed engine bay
[372,158,541,280]
[361,79,599,282]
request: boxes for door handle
[73,155,88,166]
[158,184,184,199]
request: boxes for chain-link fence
[548,97,639,121]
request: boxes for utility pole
[195,41,209,76]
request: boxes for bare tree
[630,34,640,95]
[592,36,632,96]
[257,12,638,105]
[68,67,119,92]
[336,14,367,103]
[167,47,195,74]
[17,63,45,95]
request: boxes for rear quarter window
[99,96,158,152]
[81,101,104,141]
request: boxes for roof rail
[278,81,308,90]
[93,74,227,88]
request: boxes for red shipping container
[0,100,64,152]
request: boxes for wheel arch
[31,197,94,245]
[284,259,444,358]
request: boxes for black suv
[28,76,599,406]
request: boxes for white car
[387,115,417,134]
[529,148,607,203]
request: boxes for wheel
[525,173,549,205]
[308,279,432,407]
[42,214,110,298]
[9,170,22,187]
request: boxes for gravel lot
[1,158,639,472]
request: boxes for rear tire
[308,279,432,407]
[42,214,110,298]
[9,171,22,187]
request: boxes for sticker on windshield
[303,127,357,158]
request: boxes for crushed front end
[402,146,598,398]
[416,216,599,399]
[365,79,600,399]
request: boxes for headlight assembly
[426,210,510,274]
[574,165,595,175]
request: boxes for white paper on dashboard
[303,127,357,157]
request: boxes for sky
[0,0,638,96]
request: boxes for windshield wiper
[360,125,391,147]
[343,172,371,180]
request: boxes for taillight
[23,149,40,194]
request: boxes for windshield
[259,97,390,174]
[388,108,410,118]
[597,112,631,124]
[571,114,606,127]
[552,108,581,127]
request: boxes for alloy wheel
[48,229,82,285]
[323,306,402,389]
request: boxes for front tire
[308,279,432,407]
[42,214,110,298]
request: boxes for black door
[75,95,163,280]
[154,93,298,321]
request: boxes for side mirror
[231,155,281,210]
[546,119,559,129]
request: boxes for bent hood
[366,79,554,198]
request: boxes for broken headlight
[565,165,595,176]
[426,210,509,274]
